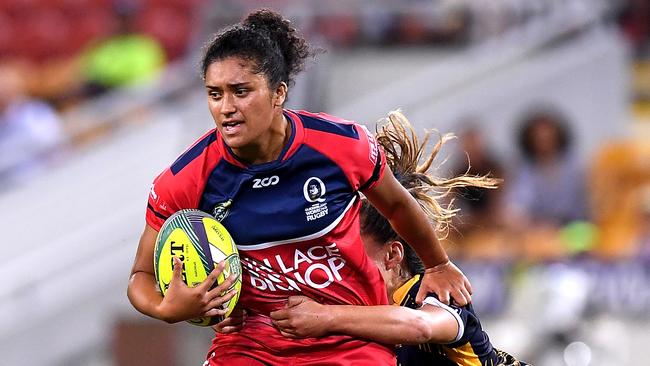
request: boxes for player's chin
[220,134,249,149]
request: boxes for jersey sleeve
[422,296,467,343]
[353,124,386,192]
[300,110,387,193]
[144,129,219,231]
[145,168,195,231]
[422,295,486,347]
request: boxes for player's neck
[234,114,291,165]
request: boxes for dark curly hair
[200,9,313,90]
[517,108,572,161]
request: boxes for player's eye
[209,91,222,100]
[234,88,248,96]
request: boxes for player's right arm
[127,224,237,323]
[270,296,460,345]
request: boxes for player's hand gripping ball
[154,209,242,326]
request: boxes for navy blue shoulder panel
[170,131,218,175]
[299,113,359,140]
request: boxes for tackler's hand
[417,260,472,306]
[212,307,247,334]
[269,296,331,339]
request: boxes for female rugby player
[128,9,471,366]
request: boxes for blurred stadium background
[1,0,649,365]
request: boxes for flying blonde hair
[375,110,500,238]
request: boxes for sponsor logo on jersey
[242,243,346,292]
[149,183,158,201]
[149,184,168,211]
[303,177,328,221]
[212,199,232,222]
[361,125,379,164]
[253,175,280,188]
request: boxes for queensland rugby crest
[303,177,328,221]
[212,199,232,222]
[303,177,326,203]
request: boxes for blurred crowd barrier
[0,0,200,104]
[461,259,650,317]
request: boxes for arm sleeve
[422,296,465,343]
[421,294,483,346]
[145,169,187,231]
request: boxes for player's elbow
[126,275,137,306]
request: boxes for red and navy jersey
[147,110,394,363]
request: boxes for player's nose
[220,93,237,115]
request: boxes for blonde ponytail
[375,110,500,238]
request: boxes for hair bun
[243,9,289,36]
[243,9,311,83]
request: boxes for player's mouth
[222,120,244,134]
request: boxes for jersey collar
[219,109,304,170]
[392,274,421,306]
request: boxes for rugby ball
[154,209,242,326]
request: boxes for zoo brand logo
[303,177,326,203]
[253,176,280,188]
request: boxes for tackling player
[270,111,529,366]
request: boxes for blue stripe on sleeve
[170,132,217,175]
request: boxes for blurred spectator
[618,0,650,58]
[451,120,505,230]
[0,63,66,188]
[588,139,650,259]
[446,121,514,262]
[0,0,203,108]
[77,5,167,97]
[505,108,587,229]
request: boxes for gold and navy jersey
[393,275,527,366]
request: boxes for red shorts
[205,315,395,366]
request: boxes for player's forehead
[204,56,266,88]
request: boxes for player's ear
[385,241,404,271]
[273,81,287,107]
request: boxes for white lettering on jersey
[149,183,158,201]
[253,175,280,188]
[360,125,379,164]
[149,183,168,211]
[303,177,329,221]
[305,203,328,221]
[242,243,346,292]
[368,135,379,164]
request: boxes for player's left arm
[363,168,472,306]
[270,296,459,344]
